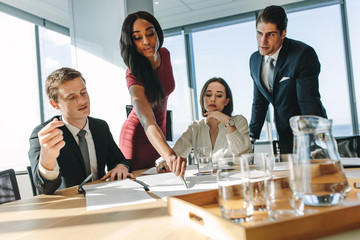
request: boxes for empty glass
[217,157,254,223]
[240,153,273,211]
[265,154,304,220]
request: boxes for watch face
[229,119,235,127]
[226,119,235,127]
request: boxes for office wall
[125,0,153,15]
[69,0,153,143]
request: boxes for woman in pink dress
[119,11,186,176]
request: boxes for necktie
[267,57,275,93]
[77,130,91,177]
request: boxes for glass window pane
[164,34,192,144]
[287,5,352,136]
[346,0,360,134]
[192,20,257,132]
[38,27,72,120]
[0,12,40,171]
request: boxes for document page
[340,157,360,168]
[84,179,155,211]
[137,165,218,199]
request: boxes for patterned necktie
[267,57,275,93]
[77,130,91,176]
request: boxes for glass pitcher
[290,115,350,206]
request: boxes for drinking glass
[240,153,273,211]
[265,154,304,220]
[217,157,254,223]
[196,146,213,175]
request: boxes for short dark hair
[46,67,85,102]
[120,11,165,108]
[256,5,288,34]
[200,77,233,117]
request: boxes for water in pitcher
[290,115,350,206]
[300,159,350,206]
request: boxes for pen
[133,179,150,191]
[180,176,189,189]
[77,173,93,194]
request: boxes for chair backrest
[270,136,360,158]
[335,135,360,158]
[125,105,173,141]
[27,166,37,196]
[0,169,21,204]
[272,140,280,156]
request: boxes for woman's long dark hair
[120,11,165,108]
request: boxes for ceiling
[1,0,306,29]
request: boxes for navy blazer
[28,116,130,194]
[249,37,327,141]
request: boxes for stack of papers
[83,179,156,211]
[83,165,218,211]
[340,157,360,168]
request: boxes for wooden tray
[167,177,360,240]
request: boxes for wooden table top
[1,168,360,240]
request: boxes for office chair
[0,169,21,204]
[272,136,360,158]
[335,135,360,158]
[27,166,38,196]
[272,140,280,156]
[126,105,173,141]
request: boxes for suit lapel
[273,38,289,92]
[60,125,86,172]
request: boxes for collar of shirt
[263,44,283,66]
[62,117,90,142]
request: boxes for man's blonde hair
[45,67,85,102]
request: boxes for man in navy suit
[29,67,134,194]
[249,5,327,153]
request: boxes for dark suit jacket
[249,37,327,146]
[28,116,130,194]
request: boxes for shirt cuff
[39,162,60,181]
[226,129,241,141]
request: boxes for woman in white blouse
[157,77,251,172]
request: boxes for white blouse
[173,115,252,164]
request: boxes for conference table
[1,168,360,240]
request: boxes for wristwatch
[225,119,235,128]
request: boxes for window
[0,12,39,171]
[346,0,360,134]
[0,11,71,171]
[163,34,192,143]
[38,26,72,121]
[192,20,257,128]
[287,5,352,136]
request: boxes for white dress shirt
[39,117,98,181]
[172,115,252,164]
[261,46,282,92]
